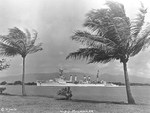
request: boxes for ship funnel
[75,75,77,82]
[70,75,73,82]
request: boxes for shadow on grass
[0,93,145,105]
[57,98,147,105]
[0,93,54,98]
[0,93,18,96]
[71,99,127,105]
[31,95,54,98]
[56,98,130,105]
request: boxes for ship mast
[59,68,64,78]
[96,70,99,82]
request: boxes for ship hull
[36,82,119,87]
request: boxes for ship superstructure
[36,69,118,87]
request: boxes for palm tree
[66,1,150,104]
[0,27,43,96]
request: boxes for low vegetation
[0,87,6,94]
[57,87,72,100]
[0,81,36,85]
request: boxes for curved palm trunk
[22,57,26,96]
[123,62,135,104]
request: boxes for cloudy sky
[0,0,150,78]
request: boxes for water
[4,85,150,104]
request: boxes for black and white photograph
[0,0,150,113]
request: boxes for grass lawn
[0,94,150,113]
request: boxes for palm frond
[72,31,116,49]
[84,11,121,45]
[112,17,130,38]
[66,47,116,63]
[31,30,38,45]
[129,39,145,57]
[129,23,150,56]
[84,8,111,34]
[0,27,43,58]
[25,29,31,40]
[8,27,26,40]
[84,1,129,45]
[24,29,38,47]
[27,43,43,54]
[66,48,95,60]
[105,0,126,18]
[0,35,26,55]
[130,2,147,39]
[84,8,113,35]
[0,42,19,56]
[24,29,31,45]
[137,23,150,40]
[88,55,116,64]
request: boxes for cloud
[59,51,64,55]
[0,0,150,80]
[146,62,150,69]
[70,68,83,72]
[97,63,109,69]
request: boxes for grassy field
[0,94,150,113]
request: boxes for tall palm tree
[0,27,43,96]
[66,1,150,104]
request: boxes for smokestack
[83,75,86,82]
[88,76,91,83]
[75,75,77,82]
[70,75,72,82]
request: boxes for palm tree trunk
[123,62,135,104]
[22,57,26,96]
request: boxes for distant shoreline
[110,82,150,86]
[0,81,150,86]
